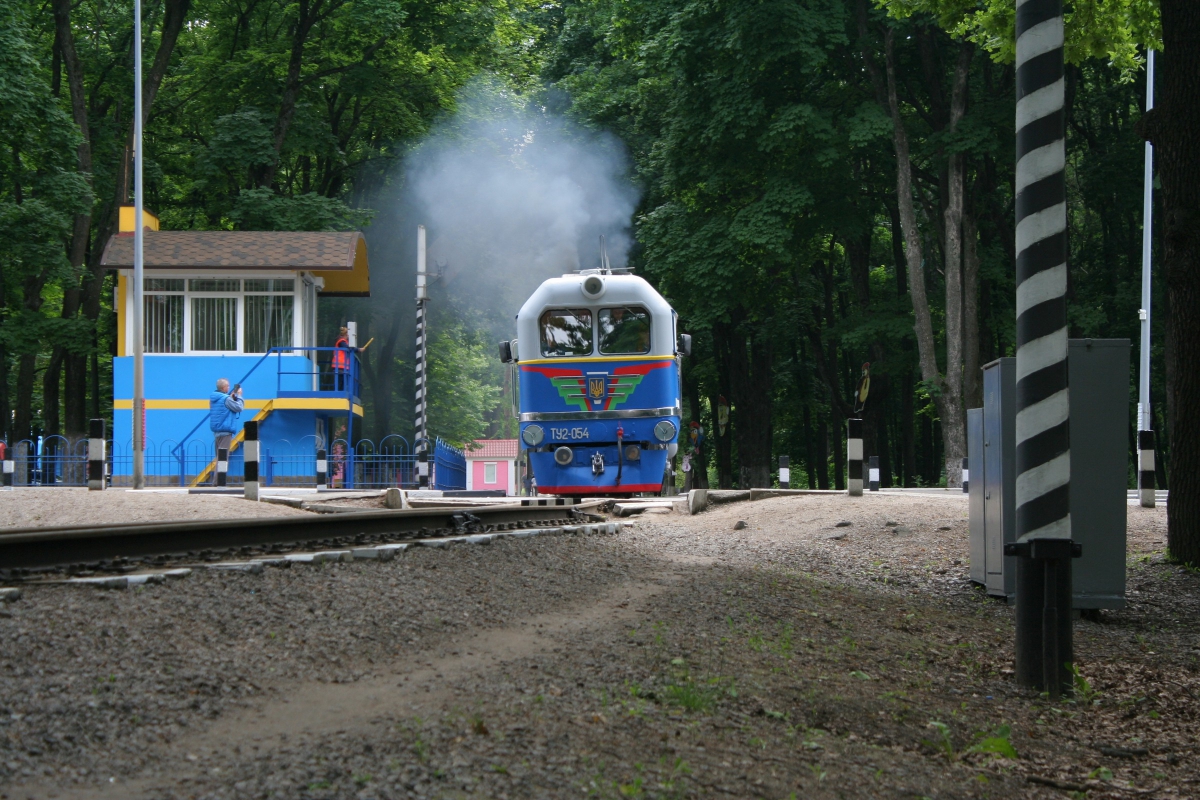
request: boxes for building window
[191,297,238,351]
[484,462,497,484]
[244,280,295,353]
[134,274,303,354]
[144,278,184,353]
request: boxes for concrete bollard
[1138,430,1155,508]
[316,448,328,490]
[385,487,407,509]
[962,457,969,493]
[869,455,880,492]
[778,455,790,489]
[216,447,229,487]
[243,421,259,501]
[847,419,863,496]
[88,419,106,491]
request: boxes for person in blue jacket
[210,378,245,458]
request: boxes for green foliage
[967,724,1018,760]
[426,322,503,447]
[876,0,1160,76]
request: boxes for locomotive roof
[516,273,672,319]
[515,272,677,361]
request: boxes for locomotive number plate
[550,427,591,441]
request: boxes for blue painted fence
[1,434,467,491]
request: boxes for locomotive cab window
[540,308,594,357]
[599,306,651,354]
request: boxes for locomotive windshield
[540,308,593,357]
[598,306,652,354]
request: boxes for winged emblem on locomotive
[551,372,647,412]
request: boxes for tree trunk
[716,320,773,489]
[938,42,972,486]
[711,390,733,489]
[962,210,983,409]
[51,0,94,448]
[831,405,845,490]
[883,28,968,487]
[901,367,916,486]
[1148,0,1200,564]
[803,402,817,489]
[816,413,830,490]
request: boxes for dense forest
[4,1,1197,548]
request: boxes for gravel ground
[1,493,1196,799]
[0,488,312,529]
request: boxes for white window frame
[484,461,497,484]
[129,270,305,356]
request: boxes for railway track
[0,501,600,575]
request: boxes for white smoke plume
[407,83,639,328]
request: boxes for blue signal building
[100,207,370,485]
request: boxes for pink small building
[465,439,519,495]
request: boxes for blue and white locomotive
[500,270,690,496]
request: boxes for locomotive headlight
[522,424,544,446]
[624,444,641,461]
[554,446,574,466]
[653,420,677,442]
[581,275,606,299]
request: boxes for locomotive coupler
[591,452,605,475]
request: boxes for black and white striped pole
[778,455,790,489]
[88,419,106,491]
[243,420,260,501]
[847,419,863,496]
[1003,0,1080,699]
[868,456,880,492]
[316,448,328,490]
[216,447,229,487]
[1,453,11,489]
[1138,430,1155,507]
[1137,50,1156,509]
[962,457,969,493]
[415,224,429,488]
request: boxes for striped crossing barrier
[847,419,863,496]
[779,455,790,490]
[216,448,229,487]
[868,456,880,492]
[316,448,328,490]
[962,457,969,493]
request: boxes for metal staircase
[188,401,275,487]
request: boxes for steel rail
[0,503,582,571]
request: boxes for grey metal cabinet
[967,341,1128,608]
[967,408,985,585]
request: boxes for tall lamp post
[131,0,145,489]
[1137,51,1157,508]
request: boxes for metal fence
[1,434,467,491]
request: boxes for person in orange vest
[331,326,360,392]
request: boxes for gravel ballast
[1,492,1195,799]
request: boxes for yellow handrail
[188,401,275,487]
